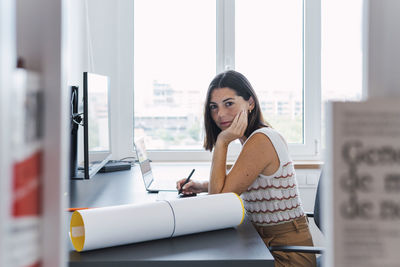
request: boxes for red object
[12,151,42,217]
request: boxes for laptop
[134,137,180,192]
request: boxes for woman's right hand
[217,109,248,145]
[176,179,207,194]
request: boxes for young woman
[177,70,316,267]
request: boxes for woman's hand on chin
[217,109,248,146]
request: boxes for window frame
[125,0,321,162]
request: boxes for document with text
[325,99,400,267]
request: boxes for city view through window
[134,0,362,151]
[134,0,215,150]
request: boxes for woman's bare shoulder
[245,131,274,147]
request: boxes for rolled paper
[70,192,245,252]
[70,201,175,252]
[171,192,245,237]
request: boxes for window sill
[291,160,323,169]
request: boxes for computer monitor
[71,72,112,179]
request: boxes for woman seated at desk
[177,70,316,267]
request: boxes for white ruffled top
[240,127,304,226]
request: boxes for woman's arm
[209,132,279,195]
[224,133,278,194]
[209,138,230,194]
[208,110,247,194]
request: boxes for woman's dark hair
[203,70,270,151]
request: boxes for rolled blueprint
[70,192,245,252]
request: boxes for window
[321,0,364,148]
[133,0,322,161]
[235,0,303,144]
[134,0,216,153]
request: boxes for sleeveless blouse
[240,127,305,226]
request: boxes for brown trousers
[253,216,317,267]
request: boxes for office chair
[269,170,325,266]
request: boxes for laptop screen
[134,138,153,188]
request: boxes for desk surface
[68,163,274,267]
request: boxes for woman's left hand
[217,109,248,145]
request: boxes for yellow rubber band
[233,193,245,225]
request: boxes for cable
[106,157,137,167]
[119,157,138,162]
[72,113,84,126]
[70,90,84,126]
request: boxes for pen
[178,169,195,194]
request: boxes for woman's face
[209,87,252,130]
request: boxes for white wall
[67,0,134,161]
[297,169,322,212]
[367,0,400,98]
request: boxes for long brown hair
[203,70,270,151]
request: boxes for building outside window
[132,0,363,161]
